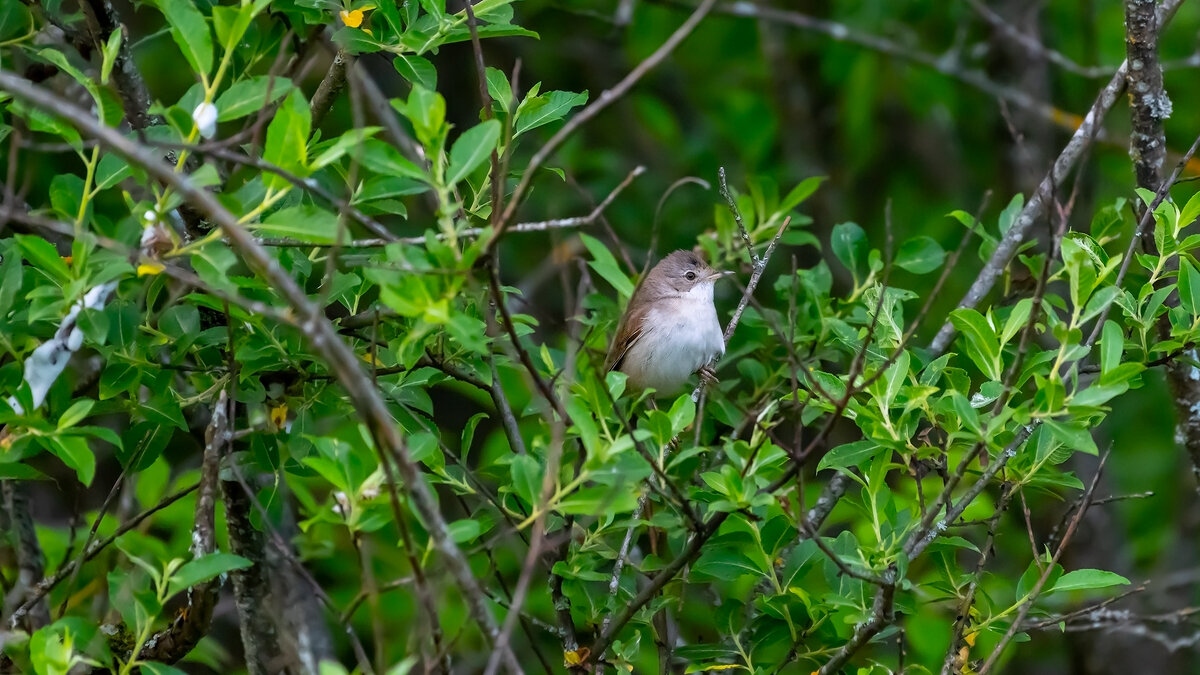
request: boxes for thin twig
[977,450,1112,673]
[489,0,716,246]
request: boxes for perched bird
[606,249,729,395]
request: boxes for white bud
[333,491,350,516]
[192,102,218,140]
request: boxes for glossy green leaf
[250,205,339,244]
[895,236,945,274]
[581,233,635,299]
[215,76,295,122]
[830,222,868,282]
[1050,569,1129,593]
[166,553,254,599]
[446,119,500,185]
[151,0,212,77]
[262,90,311,189]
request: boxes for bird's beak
[707,270,734,281]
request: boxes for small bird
[606,249,729,395]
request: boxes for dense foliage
[1,1,1199,674]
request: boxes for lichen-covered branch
[222,474,284,675]
[1126,0,1171,192]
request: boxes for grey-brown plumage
[606,250,728,394]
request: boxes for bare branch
[256,166,646,248]
[976,451,1112,673]
[310,49,351,131]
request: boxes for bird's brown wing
[605,303,650,373]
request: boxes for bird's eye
[685,271,697,281]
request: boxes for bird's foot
[698,365,719,387]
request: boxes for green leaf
[151,0,213,77]
[1016,557,1061,600]
[43,435,96,486]
[1179,257,1200,316]
[95,153,133,191]
[667,395,696,436]
[830,222,868,283]
[0,1,32,44]
[1099,320,1123,375]
[447,518,483,544]
[779,176,826,213]
[1060,236,1097,312]
[446,119,500,185]
[509,454,541,506]
[486,66,513,112]
[57,398,94,430]
[262,90,311,189]
[1050,569,1129,593]
[998,193,1024,234]
[402,85,446,150]
[360,139,427,181]
[1043,419,1099,456]
[215,76,295,122]
[514,89,587,136]
[101,29,122,85]
[212,0,260,51]
[15,234,69,284]
[1000,298,1033,346]
[1181,190,1200,230]
[393,54,437,90]
[557,485,638,516]
[0,463,51,480]
[311,128,382,170]
[100,363,140,399]
[166,553,253,599]
[580,234,634,299]
[816,440,880,472]
[250,205,339,244]
[949,308,1002,381]
[895,236,945,274]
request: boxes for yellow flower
[269,403,289,431]
[137,262,164,276]
[339,8,365,27]
[563,648,590,666]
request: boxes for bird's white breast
[621,281,724,394]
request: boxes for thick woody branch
[77,0,157,129]
[222,474,284,675]
[1125,0,1170,193]
[0,68,510,660]
[310,49,351,132]
[133,390,227,663]
[1122,0,1200,496]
